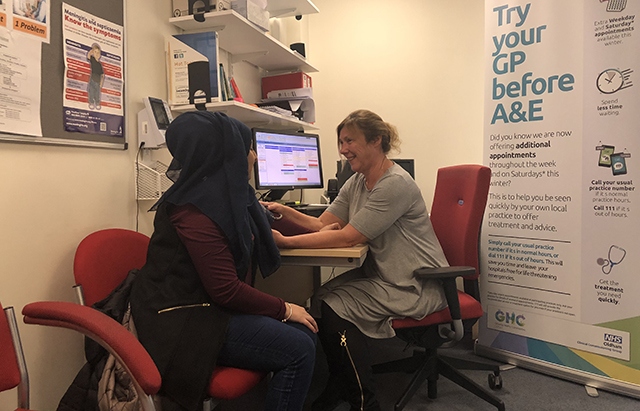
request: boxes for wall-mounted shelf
[171,100,318,130]
[267,0,319,18]
[170,10,318,73]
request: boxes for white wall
[0,0,483,409]
[307,0,484,205]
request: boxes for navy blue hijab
[155,111,280,280]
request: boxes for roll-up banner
[480,0,640,397]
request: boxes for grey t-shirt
[319,164,448,338]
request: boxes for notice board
[0,0,126,149]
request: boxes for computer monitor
[253,128,324,201]
[394,159,415,179]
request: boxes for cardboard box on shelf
[231,0,270,31]
[172,0,230,17]
[261,72,313,99]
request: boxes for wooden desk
[280,244,369,292]
[254,245,369,305]
[279,244,369,268]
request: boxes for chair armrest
[413,265,475,321]
[22,301,161,395]
[414,266,476,341]
[413,265,475,279]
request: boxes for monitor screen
[149,97,171,130]
[253,128,324,194]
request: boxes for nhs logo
[604,333,623,344]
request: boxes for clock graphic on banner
[596,68,633,94]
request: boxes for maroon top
[169,203,287,320]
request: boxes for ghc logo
[494,310,525,326]
[604,334,623,344]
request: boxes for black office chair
[372,164,505,411]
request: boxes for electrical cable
[135,142,144,232]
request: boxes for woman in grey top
[266,109,448,411]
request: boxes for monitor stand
[264,189,290,202]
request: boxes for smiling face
[338,125,381,174]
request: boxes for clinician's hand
[261,201,290,217]
[320,223,340,231]
[288,303,318,333]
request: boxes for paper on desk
[259,97,315,123]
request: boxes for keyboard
[292,204,328,217]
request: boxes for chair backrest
[74,228,150,307]
[0,303,21,392]
[429,165,491,281]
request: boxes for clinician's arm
[262,201,344,232]
[272,220,368,249]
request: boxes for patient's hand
[289,303,318,333]
[271,229,287,247]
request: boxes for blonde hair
[336,109,401,154]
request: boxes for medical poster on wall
[0,2,8,29]
[0,27,42,137]
[479,0,640,394]
[62,3,123,137]
[11,0,50,43]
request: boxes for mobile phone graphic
[611,153,627,176]
[598,145,615,167]
[607,0,627,12]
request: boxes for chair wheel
[488,373,503,390]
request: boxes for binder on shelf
[166,31,220,106]
[219,66,228,102]
[219,63,232,101]
[230,77,244,102]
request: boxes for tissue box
[231,0,270,31]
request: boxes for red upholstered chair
[24,228,266,411]
[72,228,150,307]
[1,303,32,411]
[22,301,162,411]
[372,165,505,411]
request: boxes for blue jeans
[217,314,317,411]
[87,79,102,107]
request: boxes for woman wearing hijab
[130,111,318,411]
